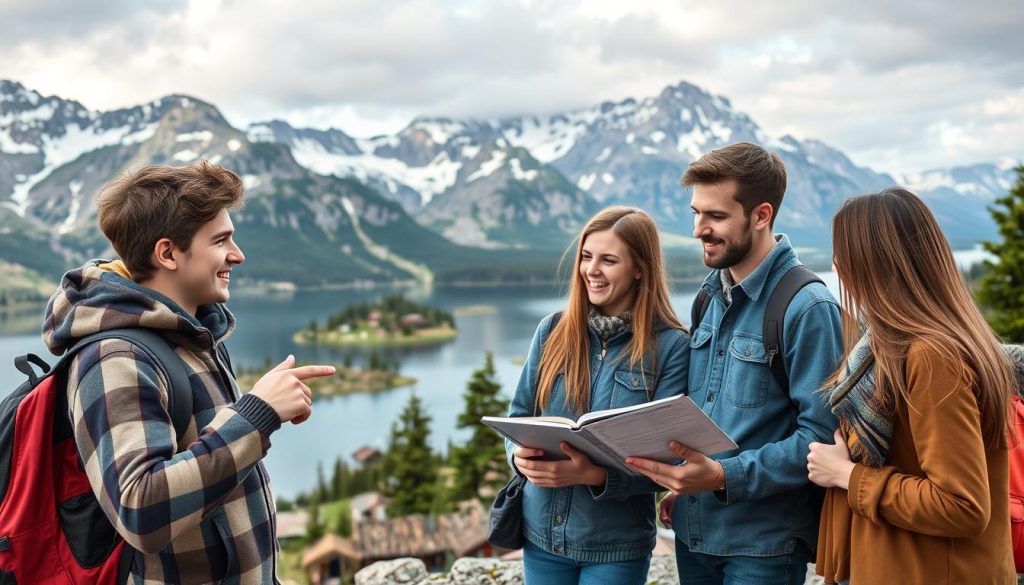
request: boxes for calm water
[23,257,990,499]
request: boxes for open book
[482,394,737,476]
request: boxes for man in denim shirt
[628,143,843,584]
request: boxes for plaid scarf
[825,330,891,467]
[827,330,1024,468]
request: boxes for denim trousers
[674,538,812,585]
[522,541,651,585]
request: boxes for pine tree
[316,461,329,502]
[977,164,1024,342]
[306,493,324,543]
[333,500,353,537]
[331,457,348,500]
[382,394,438,516]
[448,352,511,502]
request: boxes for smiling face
[690,179,755,270]
[173,209,245,312]
[579,228,641,316]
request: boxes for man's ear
[152,238,180,272]
[752,202,774,231]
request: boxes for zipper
[213,346,279,580]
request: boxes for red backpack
[0,329,191,584]
[1010,394,1024,572]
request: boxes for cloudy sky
[1,0,1021,174]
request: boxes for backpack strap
[60,328,193,585]
[690,289,712,332]
[762,265,823,392]
[65,329,193,440]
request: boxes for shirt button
[689,495,696,503]
[717,350,725,357]
[555,514,563,524]
[553,545,561,553]
[707,394,715,402]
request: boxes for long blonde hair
[535,206,685,414]
[825,188,1011,448]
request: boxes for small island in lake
[294,295,458,347]
[238,357,415,398]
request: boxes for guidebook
[482,394,737,476]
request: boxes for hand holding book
[512,443,607,488]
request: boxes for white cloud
[0,0,1020,174]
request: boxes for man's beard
[702,225,754,269]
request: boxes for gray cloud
[0,0,1019,173]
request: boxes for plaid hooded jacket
[43,260,282,584]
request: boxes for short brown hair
[96,161,244,281]
[682,142,787,227]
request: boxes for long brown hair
[535,206,685,414]
[826,187,1011,448]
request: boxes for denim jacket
[506,313,689,563]
[672,235,842,557]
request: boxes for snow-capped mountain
[252,80,1011,250]
[901,161,1019,248]
[0,80,487,285]
[0,77,1017,285]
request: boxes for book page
[583,395,737,469]
[576,393,681,426]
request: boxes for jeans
[675,538,812,585]
[522,541,651,585]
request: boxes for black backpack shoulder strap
[66,329,193,440]
[763,265,823,392]
[690,289,712,332]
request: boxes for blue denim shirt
[672,235,842,557]
[506,313,689,563]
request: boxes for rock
[355,557,825,585]
[646,555,679,584]
[355,558,429,585]
[444,558,524,584]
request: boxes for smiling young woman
[504,206,690,585]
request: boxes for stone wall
[354,557,825,585]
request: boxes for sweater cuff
[848,463,870,517]
[231,393,282,438]
[590,467,629,501]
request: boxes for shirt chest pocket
[724,333,770,408]
[611,367,655,408]
[688,325,713,394]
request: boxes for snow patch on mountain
[466,150,506,183]
[5,120,158,215]
[58,179,84,234]
[290,137,460,206]
[176,131,213,142]
[509,158,538,181]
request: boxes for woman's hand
[513,443,607,488]
[807,429,857,489]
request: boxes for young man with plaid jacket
[42,162,335,583]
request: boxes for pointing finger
[290,365,337,380]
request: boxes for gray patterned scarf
[588,309,632,342]
[827,331,1024,468]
